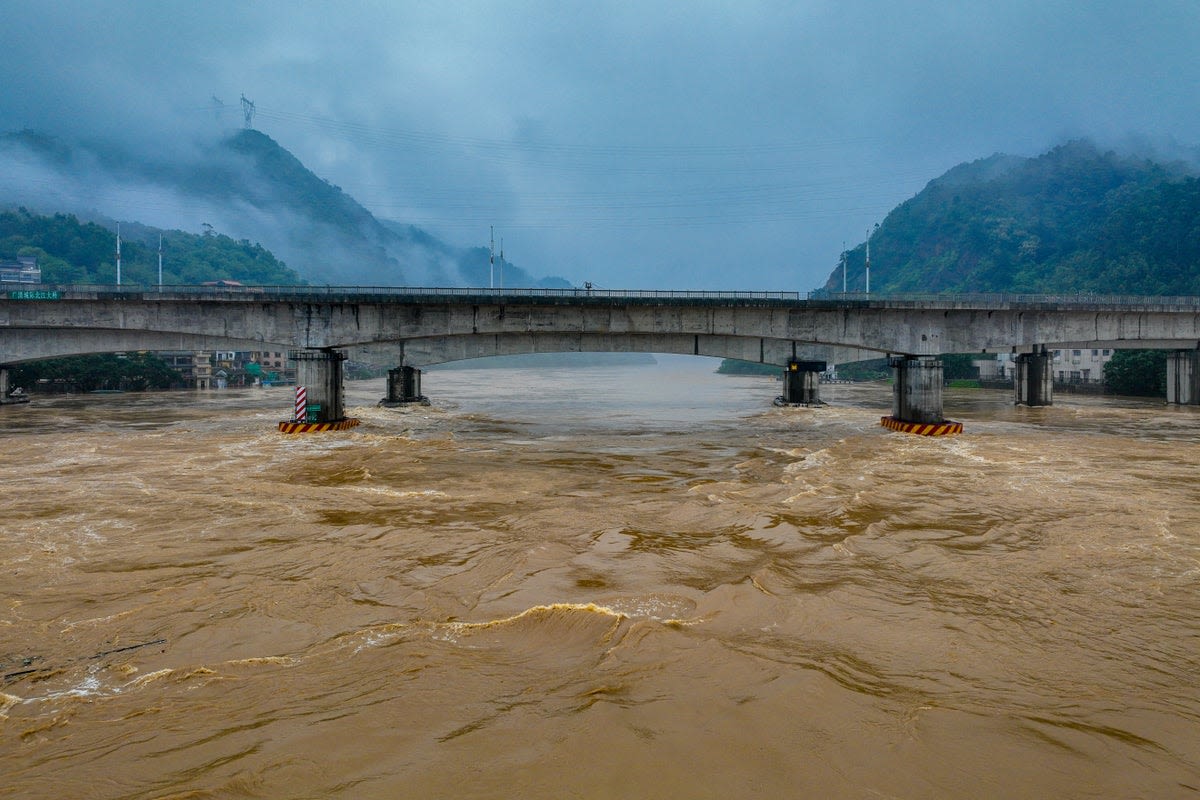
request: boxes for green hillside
[2,127,573,288]
[222,130,379,231]
[826,141,1200,295]
[0,207,302,285]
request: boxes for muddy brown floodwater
[2,357,1198,798]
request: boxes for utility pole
[241,94,256,129]
[866,222,879,295]
[842,242,847,294]
[865,228,871,295]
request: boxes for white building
[0,256,41,283]
[992,348,1114,384]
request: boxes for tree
[820,141,1200,297]
[941,353,983,380]
[1103,350,1167,397]
[715,359,779,376]
[0,209,303,285]
[837,358,890,381]
[10,352,182,392]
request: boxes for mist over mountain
[0,127,570,288]
[826,140,1200,295]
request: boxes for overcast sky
[2,1,1198,290]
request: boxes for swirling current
[1,357,1198,798]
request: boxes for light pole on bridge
[841,243,847,294]
[866,222,879,295]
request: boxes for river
[2,356,1198,798]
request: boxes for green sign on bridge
[8,290,60,300]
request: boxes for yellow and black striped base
[278,418,361,434]
[880,416,963,436]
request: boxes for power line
[247,105,885,159]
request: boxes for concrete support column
[890,356,944,424]
[291,349,347,423]
[0,367,26,405]
[781,359,825,406]
[382,366,424,405]
[1166,349,1200,405]
[1014,348,1054,406]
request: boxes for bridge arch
[8,287,1200,422]
[7,288,1200,363]
[365,332,877,369]
[0,328,288,366]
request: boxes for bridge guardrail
[1,284,804,301]
[5,284,1200,308]
[810,291,1200,307]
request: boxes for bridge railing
[3,284,804,301]
[7,284,1200,308]
[810,290,1200,307]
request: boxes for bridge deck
[5,285,1200,367]
[8,284,1200,313]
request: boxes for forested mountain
[0,207,300,285]
[825,141,1200,295]
[0,128,570,288]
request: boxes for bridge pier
[0,366,26,404]
[882,356,962,435]
[279,349,360,433]
[1014,348,1054,406]
[1166,349,1200,405]
[777,359,825,406]
[381,366,427,406]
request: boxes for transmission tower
[240,94,256,129]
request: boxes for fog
[2,2,1198,289]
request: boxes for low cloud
[2,2,1198,290]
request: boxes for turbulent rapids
[1,358,1198,799]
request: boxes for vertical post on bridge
[278,349,360,433]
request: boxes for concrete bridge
[4,285,1200,428]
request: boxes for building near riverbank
[989,348,1114,385]
[0,255,40,283]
